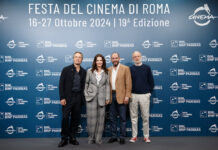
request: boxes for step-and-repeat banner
[0,0,218,138]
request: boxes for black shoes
[58,139,68,147]
[119,138,125,145]
[69,138,80,145]
[108,138,118,143]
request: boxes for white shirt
[112,63,120,90]
[94,69,104,85]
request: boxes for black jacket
[59,64,86,103]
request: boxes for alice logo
[189,4,218,26]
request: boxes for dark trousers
[109,92,127,138]
[61,93,82,140]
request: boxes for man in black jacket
[58,52,86,147]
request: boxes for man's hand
[106,100,110,105]
[60,99,66,106]
[124,97,129,104]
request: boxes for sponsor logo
[0,14,8,21]
[6,69,28,78]
[189,4,218,26]
[150,113,163,118]
[5,97,28,106]
[36,126,61,133]
[36,97,60,105]
[200,110,218,118]
[142,56,162,62]
[208,96,218,105]
[170,82,192,91]
[75,40,96,49]
[5,125,28,134]
[152,98,163,104]
[0,55,28,63]
[170,110,192,119]
[152,70,162,76]
[209,39,218,48]
[35,111,58,120]
[170,54,192,63]
[170,124,201,132]
[7,40,29,49]
[142,40,163,48]
[199,54,218,62]
[151,126,163,132]
[104,40,134,48]
[36,41,67,48]
[36,70,60,77]
[199,82,218,90]
[36,55,57,64]
[171,40,201,47]
[1,112,28,119]
[170,96,200,104]
[209,124,218,133]
[208,68,217,77]
[0,83,28,91]
[170,68,200,76]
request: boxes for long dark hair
[91,54,108,74]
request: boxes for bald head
[132,51,142,66]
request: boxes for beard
[113,61,119,67]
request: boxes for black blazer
[59,64,86,104]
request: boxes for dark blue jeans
[109,92,127,138]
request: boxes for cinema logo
[5,97,28,106]
[5,125,28,135]
[170,110,192,119]
[7,40,29,49]
[35,111,58,120]
[170,124,201,132]
[142,40,163,48]
[189,4,218,26]
[104,40,134,48]
[170,54,192,63]
[0,55,28,63]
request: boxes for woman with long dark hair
[84,54,110,144]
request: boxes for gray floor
[0,137,217,150]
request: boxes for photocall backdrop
[0,0,218,138]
